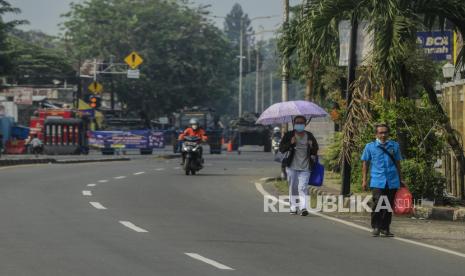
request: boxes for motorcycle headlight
[192,147,197,152]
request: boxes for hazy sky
[5,0,301,38]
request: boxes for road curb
[0,157,131,167]
[262,176,465,221]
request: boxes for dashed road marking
[87,184,97,187]
[119,221,148,233]
[89,202,107,210]
[134,172,145,175]
[185,253,234,270]
[98,180,108,183]
[114,176,127,180]
[82,190,92,196]
[155,168,165,171]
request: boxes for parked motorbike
[182,136,203,175]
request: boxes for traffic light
[88,95,101,109]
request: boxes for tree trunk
[424,82,465,199]
[304,71,313,101]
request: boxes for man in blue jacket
[361,123,404,237]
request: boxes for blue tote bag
[309,159,324,186]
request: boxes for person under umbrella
[279,115,319,216]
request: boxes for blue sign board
[89,130,165,149]
[416,31,453,61]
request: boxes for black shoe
[381,230,394,237]
[372,228,380,237]
[300,209,309,216]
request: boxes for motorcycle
[182,136,203,175]
[272,136,281,155]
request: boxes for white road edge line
[87,184,97,187]
[119,221,149,233]
[185,253,234,270]
[114,176,127,179]
[82,190,92,196]
[134,172,145,175]
[89,202,107,210]
[98,180,108,183]
[254,181,465,259]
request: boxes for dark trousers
[371,186,397,230]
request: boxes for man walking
[361,123,403,237]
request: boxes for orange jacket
[178,127,208,142]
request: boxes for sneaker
[300,209,309,216]
[372,228,380,237]
[289,208,298,215]
[381,230,394,237]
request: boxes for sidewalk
[265,177,465,254]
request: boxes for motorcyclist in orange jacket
[179,118,208,165]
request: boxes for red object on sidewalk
[394,187,414,215]
[227,142,233,152]
[5,140,27,154]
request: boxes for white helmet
[273,127,281,133]
[189,118,199,129]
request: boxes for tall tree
[62,0,236,117]
[288,0,465,197]
[0,0,26,77]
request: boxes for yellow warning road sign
[125,51,143,69]
[88,81,103,94]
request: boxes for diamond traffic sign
[125,51,143,69]
[88,81,103,94]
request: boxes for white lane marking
[185,253,234,270]
[254,181,465,259]
[134,172,145,175]
[89,202,107,210]
[82,190,92,196]
[155,168,166,171]
[173,167,181,170]
[98,180,108,183]
[87,184,97,187]
[114,176,127,179]
[119,221,148,233]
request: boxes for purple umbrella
[256,100,328,125]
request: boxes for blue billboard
[416,30,454,61]
[88,130,165,149]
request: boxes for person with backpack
[279,116,319,216]
[361,123,404,237]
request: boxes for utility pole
[282,0,290,131]
[270,72,273,106]
[341,16,358,197]
[261,68,265,112]
[238,18,244,117]
[255,43,260,114]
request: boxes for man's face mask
[192,125,198,130]
[294,124,305,132]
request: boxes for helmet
[273,127,281,133]
[189,118,199,125]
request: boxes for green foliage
[0,0,27,76]
[62,0,237,117]
[7,30,74,84]
[401,159,445,201]
[322,132,342,172]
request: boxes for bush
[401,159,445,201]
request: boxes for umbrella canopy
[256,100,328,125]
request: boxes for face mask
[294,124,305,132]
[376,138,385,144]
[192,125,198,130]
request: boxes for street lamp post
[239,18,244,117]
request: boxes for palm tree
[285,0,465,196]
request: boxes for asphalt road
[0,150,464,275]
